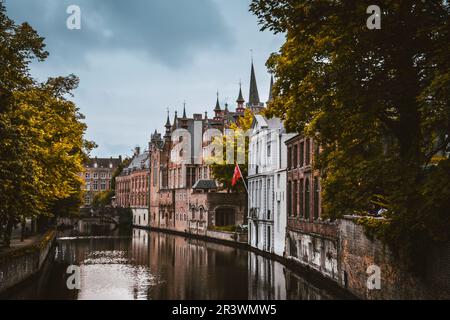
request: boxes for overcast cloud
[4,0,284,157]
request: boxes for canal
[4,223,344,300]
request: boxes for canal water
[4,223,343,300]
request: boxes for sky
[4,0,284,158]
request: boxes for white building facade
[247,115,295,257]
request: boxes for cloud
[3,0,284,157]
[4,0,234,68]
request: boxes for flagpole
[236,162,248,194]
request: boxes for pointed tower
[236,82,245,113]
[182,101,187,118]
[181,102,188,129]
[267,74,274,104]
[164,110,171,140]
[214,91,222,120]
[248,61,261,107]
[172,110,178,130]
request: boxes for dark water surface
[4,223,342,300]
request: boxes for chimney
[135,146,140,155]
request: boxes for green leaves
[251,0,450,270]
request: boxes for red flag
[231,163,242,186]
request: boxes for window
[314,177,320,220]
[101,172,106,179]
[277,174,280,188]
[85,182,91,191]
[293,145,298,167]
[287,147,292,168]
[306,139,311,165]
[101,181,106,190]
[93,180,98,191]
[153,160,158,186]
[299,179,304,218]
[305,178,310,219]
[267,144,271,158]
[300,141,304,167]
[287,181,292,216]
[293,180,298,216]
[85,172,90,179]
[93,172,98,179]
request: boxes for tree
[210,109,253,192]
[92,190,114,212]
[250,0,450,271]
[0,2,94,246]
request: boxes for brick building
[147,96,248,235]
[82,157,121,207]
[115,147,150,226]
[285,134,339,280]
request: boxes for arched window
[305,178,310,220]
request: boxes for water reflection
[5,225,341,300]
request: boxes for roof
[192,179,218,190]
[86,157,121,169]
[268,75,274,102]
[214,93,221,111]
[122,151,149,174]
[284,133,302,145]
[248,62,260,106]
[237,84,245,103]
[251,115,284,132]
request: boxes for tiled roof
[86,157,121,169]
[192,179,218,190]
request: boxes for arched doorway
[215,207,236,226]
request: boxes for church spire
[248,61,260,106]
[164,109,171,139]
[267,74,274,103]
[236,81,245,113]
[165,109,171,128]
[182,101,187,118]
[214,91,221,112]
[237,81,245,104]
[173,110,178,128]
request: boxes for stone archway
[214,207,236,226]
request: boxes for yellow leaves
[2,79,88,217]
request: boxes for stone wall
[285,216,450,299]
[285,228,339,282]
[0,230,55,294]
[339,216,449,299]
